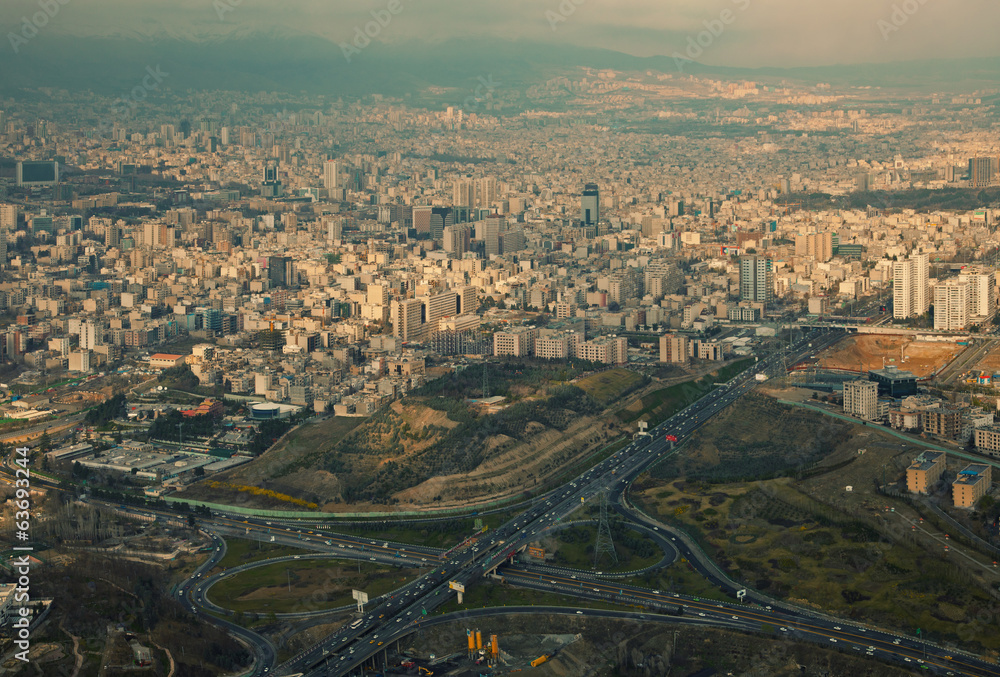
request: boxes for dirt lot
[815,334,962,377]
[973,345,1000,376]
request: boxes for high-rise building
[268,256,294,288]
[422,292,458,336]
[739,255,774,304]
[933,280,971,330]
[581,183,600,225]
[453,179,476,208]
[484,215,506,258]
[843,380,879,421]
[958,269,996,320]
[394,298,424,342]
[428,207,454,241]
[443,224,471,257]
[893,253,929,319]
[969,157,997,188]
[323,159,340,190]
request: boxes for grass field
[576,369,645,404]
[435,579,635,615]
[637,477,1000,652]
[546,523,664,573]
[210,559,426,614]
[213,538,312,573]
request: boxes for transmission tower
[593,491,618,569]
[482,361,490,399]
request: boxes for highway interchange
[9,323,1000,676]
[166,327,997,677]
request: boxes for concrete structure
[659,334,688,364]
[493,326,537,357]
[868,366,918,397]
[974,424,1000,457]
[933,280,971,331]
[740,255,774,305]
[843,379,879,421]
[893,253,929,319]
[953,463,992,509]
[906,451,946,494]
[149,353,185,370]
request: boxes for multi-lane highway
[99,325,1000,676]
[276,330,870,676]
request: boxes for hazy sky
[4,0,998,68]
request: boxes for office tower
[958,269,996,319]
[581,183,600,225]
[268,256,294,288]
[739,255,774,304]
[484,215,506,258]
[893,253,929,319]
[261,163,282,197]
[412,206,432,234]
[969,157,997,188]
[429,207,453,241]
[933,280,971,331]
[843,380,879,421]
[323,159,340,190]
[500,228,525,254]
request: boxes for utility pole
[593,491,618,569]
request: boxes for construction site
[813,334,963,378]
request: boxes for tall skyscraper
[893,253,929,319]
[483,215,506,258]
[739,255,774,304]
[581,183,600,225]
[443,224,471,257]
[323,159,340,190]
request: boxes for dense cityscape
[3,1,1000,675]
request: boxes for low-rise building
[954,463,992,509]
[906,451,946,494]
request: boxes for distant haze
[1,0,997,68]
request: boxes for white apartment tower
[323,160,340,190]
[934,280,971,331]
[893,253,929,319]
[843,380,879,421]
